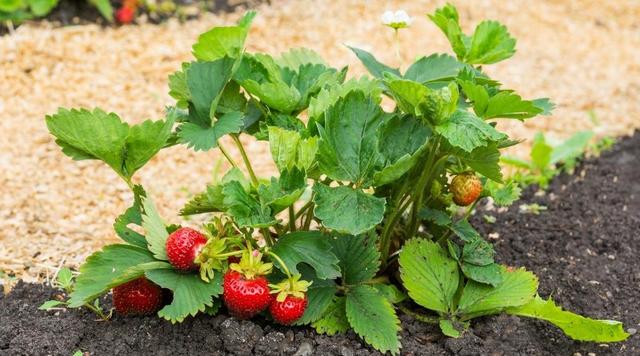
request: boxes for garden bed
[2,131,638,355]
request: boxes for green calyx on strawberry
[450,172,482,206]
[269,274,312,325]
[223,250,274,319]
[112,277,163,316]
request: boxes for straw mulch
[1,0,639,281]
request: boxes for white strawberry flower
[381,10,413,30]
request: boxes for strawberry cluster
[112,225,310,324]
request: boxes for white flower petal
[381,11,395,25]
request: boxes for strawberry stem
[217,141,239,168]
[267,251,291,278]
[231,134,259,187]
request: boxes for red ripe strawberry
[223,270,272,319]
[270,295,307,325]
[112,277,162,316]
[166,227,208,271]
[450,172,482,206]
[115,6,135,24]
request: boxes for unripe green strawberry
[450,172,482,206]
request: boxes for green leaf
[168,63,190,107]
[56,267,73,290]
[308,76,382,126]
[46,108,129,176]
[439,319,462,338]
[258,168,306,213]
[89,0,113,22]
[550,131,593,165]
[462,237,494,266]
[68,245,157,307]
[39,300,65,310]
[317,91,386,186]
[399,239,459,314]
[466,21,516,64]
[457,267,538,318]
[459,80,490,116]
[192,11,255,61]
[485,180,521,206]
[313,184,386,235]
[177,112,244,151]
[29,0,58,17]
[457,144,503,183]
[385,79,459,123]
[482,91,542,120]
[180,184,225,216]
[113,185,147,248]
[404,54,465,84]
[268,126,319,172]
[295,266,338,325]
[374,284,407,304]
[329,233,380,285]
[373,115,431,185]
[428,4,468,59]
[46,109,173,180]
[271,231,340,280]
[530,132,553,170]
[0,0,25,12]
[506,295,629,342]
[276,47,327,70]
[222,181,276,228]
[146,269,223,323]
[435,110,506,152]
[141,197,169,261]
[184,59,236,126]
[532,98,555,115]
[217,81,247,114]
[419,207,452,226]
[451,219,482,242]
[348,46,400,79]
[461,262,504,287]
[312,296,350,335]
[345,285,401,355]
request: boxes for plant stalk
[231,134,259,187]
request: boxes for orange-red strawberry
[270,295,307,325]
[112,277,163,316]
[450,172,482,206]
[223,270,273,319]
[115,6,135,24]
[166,227,208,272]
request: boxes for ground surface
[1,0,639,280]
[1,131,638,355]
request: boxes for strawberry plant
[44,4,629,354]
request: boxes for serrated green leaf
[530,132,553,170]
[428,4,468,60]
[374,284,407,304]
[185,59,236,126]
[89,0,113,22]
[180,184,225,216]
[168,63,190,107]
[439,319,462,338]
[435,110,506,152]
[450,219,482,242]
[68,245,156,307]
[217,81,247,114]
[308,76,382,127]
[458,267,538,318]
[222,181,276,228]
[506,295,629,342]
[113,185,147,248]
[312,296,349,335]
[532,98,555,115]
[419,207,452,226]
[141,197,169,261]
[456,144,503,183]
[385,79,459,123]
[399,239,459,314]
[313,184,386,236]
[482,91,542,120]
[462,237,494,266]
[124,117,175,176]
[317,91,386,186]
[55,267,73,290]
[29,0,58,17]
[404,54,465,84]
[485,180,521,206]
[348,46,400,79]
[329,233,380,285]
[192,11,255,61]
[270,231,340,280]
[459,80,490,116]
[466,20,516,64]
[345,285,401,355]
[276,47,327,70]
[295,265,338,325]
[258,168,306,213]
[146,269,223,323]
[177,112,244,151]
[268,126,318,172]
[461,262,504,287]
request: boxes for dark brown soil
[1,131,638,355]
